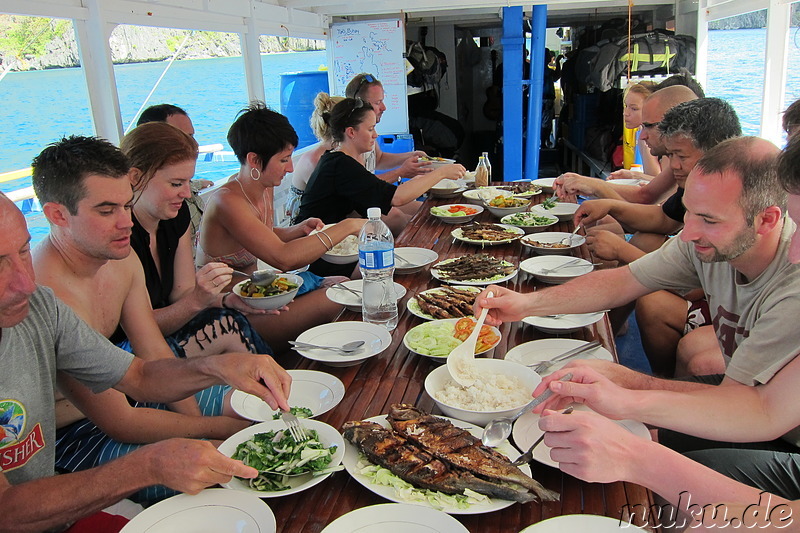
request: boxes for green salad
[272,406,313,420]
[232,429,339,491]
[540,196,559,210]
[502,212,557,226]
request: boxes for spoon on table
[447,291,493,387]
[481,373,574,447]
[288,340,365,354]
[232,268,278,286]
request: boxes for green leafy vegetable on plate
[272,406,313,420]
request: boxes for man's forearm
[0,451,155,532]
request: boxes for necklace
[236,176,266,224]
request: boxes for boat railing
[2,144,228,212]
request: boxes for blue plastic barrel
[280,71,330,150]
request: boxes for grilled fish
[387,404,558,502]
[342,420,539,503]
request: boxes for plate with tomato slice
[430,204,484,224]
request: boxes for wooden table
[273,188,658,532]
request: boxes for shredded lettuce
[356,456,490,509]
[231,429,338,491]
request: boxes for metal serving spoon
[232,268,278,286]
[288,340,365,354]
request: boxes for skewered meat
[435,254,515,281]
[460,224,521,242]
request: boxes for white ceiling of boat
[0,0,778,38]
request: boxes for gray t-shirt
[0,287,133,485]
[629,218,800,386]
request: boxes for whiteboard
[329,19,408,135]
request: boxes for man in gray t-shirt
[0,194,291,531]
[477,137,800,440]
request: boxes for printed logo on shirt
[712,305,749,359]
[0,400,44,473]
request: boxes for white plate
[429,186,467,199]
[230,369,345,422]
[607,178,647,187]
[402,317,501,362]
[325,280,407,313]
[505,338,614,376]
[521,312,605,334]
[218,419,345,498]
[451,224,524,246]
[406,285,481,321]
[512,404,651,470]
[394,247,439,274]
[321,503,469,533]
[461,187,512,205]
[519,514,646,532]
[120,488,275,532]
[531,178,556,192]
[431,257,518,286]
[530,202,580,222]
[520,233,586,255]
[293,321,393,367]
[257,259,309,275]
[342,415,531,515]
[429,203,483,224]
[519,256,593,284]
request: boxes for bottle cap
[367,207,381,219]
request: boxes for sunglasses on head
[345,97,365,121]
[355,74,375,96]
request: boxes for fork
[537,258,583,274]
[333,282,362,298]
[530,340,602,374]
[279,409,310,442]
[511,406,574,466]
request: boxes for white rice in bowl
[329,235,358,256]
[434,371,530,411]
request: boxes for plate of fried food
[451,223,524,246]
[431,254,518,285]
[406,285,480,320]
[341,404,558,515]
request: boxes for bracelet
[315,232,332,251]
[221,292,233,309]
[318,230,335,250]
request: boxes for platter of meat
[407,286,481,320]
[451,223,524,246]
[431,254,518,286]
[341,404,558,514]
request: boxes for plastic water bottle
[358,207,398,331]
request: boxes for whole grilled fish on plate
[341,405,558,514]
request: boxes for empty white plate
[230,369,345,422]
[512,404,650,470]
[120,488,276,532]
[325,280,406,312]
[505,338,614,376]
[321,503,469,532]
[522,312,605,334]
[293,321,393,367]
[519,514,646,532]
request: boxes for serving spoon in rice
[447,291,493,387]
[481,373,574,447]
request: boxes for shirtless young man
[29,136,277,500]
[0,192,290,531]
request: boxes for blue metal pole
[525,4,547,180]
[501,6,524,182]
